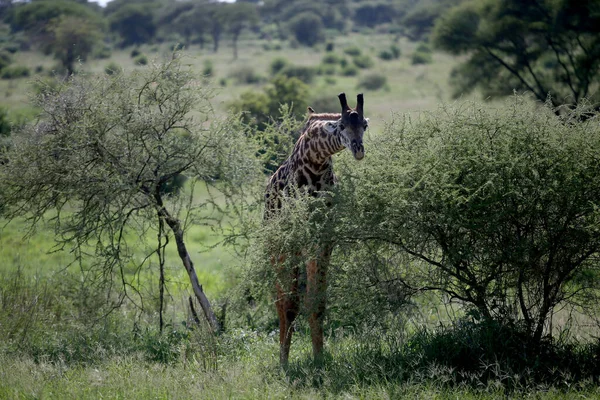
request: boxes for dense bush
[269,57,288,76]
[229,65,263,85]
[343,46,362,56]
[0,51,12,71]
[321,53,341,65]
[278,64,316,84]
[3,43,19,54]
[340,64,359,76]
[104,61,122,75]
[379,45,401,61]
[0,107,10,138]
[93,45,112,59]
[378,50,395,61]
[0,65,30,79]
[353,54,374,69]
[317,64,336,76]
[202,60,214,77]
[411,50,432,64]
[246,97,600,348]
[231,75,309,131]
[332,97,600,343]
[357,73,387,90]
[134,54,148,65]
[288,11,324,47]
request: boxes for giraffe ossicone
[265,92,369,367]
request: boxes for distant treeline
[0,0,459,52]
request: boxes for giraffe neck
[294,120,345,167]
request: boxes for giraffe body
[265,93,368,367]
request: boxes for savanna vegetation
[1,0,600,398]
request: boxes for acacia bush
[240,96,600,345]
[1,55,260,332]
[331,97,600,343]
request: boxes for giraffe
[265,92,369,367]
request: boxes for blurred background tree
[433,0,600,108]
[50,15,102,75]
[223,2,259,59]
[107,0,159,48]
[6,0,103,55]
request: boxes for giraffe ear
[323,121,337,134]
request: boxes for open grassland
[0,33,467,131]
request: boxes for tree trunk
[158,207,220,332]
[212,29,220,53]
[232,32,239,60]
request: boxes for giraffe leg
[273,255,299,368]
[306,247,330,363]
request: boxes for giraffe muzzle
[352,141,365,160]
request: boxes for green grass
[1,338,599,399]
[0,33,469,134]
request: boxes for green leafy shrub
[1,65,30,79]
[353,54,374,69]
[317,64,336,76]
[263,42,283,51]
[308,94,341,113]
[378,50,394,61]
[270,57,288,76]
[411,50,433,64]
[416,42,432,53]
[134,54,148,65]
[0,106,10,137]
[321,53,341,65]
[357,73,387,90]
[0,51,12,71]
[130,47,141,58]
[329,97,600,344]
[203,60,214,77]
[288,11,325,47]
[231,75,308,131]
[379,45,401,61]
[3,43,18,54]
[279,65,316,84]
[229,65,263,85]
[341,64,359,76]
[94,45,112,59]
[344,46,362,56]
[104,62,122,75]
[325,42,334,52]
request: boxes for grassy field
[0,33,465,128]
[3,33,596,398]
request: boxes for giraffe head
[337,92,368,160]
